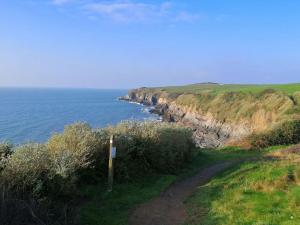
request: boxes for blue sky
[0,0,300,88]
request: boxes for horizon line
[0,82,300,90]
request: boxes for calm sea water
[0,88,159,144]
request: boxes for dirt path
[129,160,239,225]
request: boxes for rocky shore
[120,88,251,148]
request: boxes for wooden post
[108,135,114,192]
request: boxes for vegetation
[80,147,263,225]
[1,119,300,225]
[185,146,300,225]
[136,84,300,123]
[174,90,296,124]
[0,142,12,170]
[132,83,300,147]
[48,123,102,179]
[155,83,300,95]
[105,121,193,178]
[0,121,194,225]
[1,87,300,225]
[80,175,177,225]
[251,120,300,148]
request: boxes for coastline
[117,84,300,149]
[119,96,162,121]
[0,89,159,145]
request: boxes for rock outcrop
[121,88,252,148]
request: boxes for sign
[111,147,117,159]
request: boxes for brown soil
[129,160,239,225]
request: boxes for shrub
[0,142,13,171]
[251,120,300,148]
[0,142,13,158]
[0,121,194,224]
[103,121,194,179]
[293,92,300,105]
[1,143,51,198]
[1,121,194,191]
[150,127,193,172]
[48,122,101,179]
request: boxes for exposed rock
[120,88,251,148]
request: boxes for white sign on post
[111,147,117,159]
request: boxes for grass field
[155,83,300,95]
[185,146,300,225]
[79,147,267,225]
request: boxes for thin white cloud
[50,0,202,24]
[84,1,174,23]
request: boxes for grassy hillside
[135,84,300,119]
[155,83,300,95]
[131,83,300,146]
[185,146,300,225]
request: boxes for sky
[0,0,300,89]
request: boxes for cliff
[121,84,300,148]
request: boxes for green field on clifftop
[154,83,300,95]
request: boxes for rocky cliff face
[121,88,251,148]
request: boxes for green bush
[1,121,193,191]
[0,141,74,225]
[1,143,51,198]
[48,122,102,179]
[0,142,13,171]
[103,121,194,179]
[150,127,193,172]
[251,120,300,148]
[0,121,194,224]
[1,121,194,194]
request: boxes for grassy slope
[185,146,300,225]
[79,148,262,225]
[158,83,300,95]
[140,83,300,131]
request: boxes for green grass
[79,147,263,225]
[185,148,300,225]
[157,83,300,95]
[80,175,176,225]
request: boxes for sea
[0,88,159,144]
